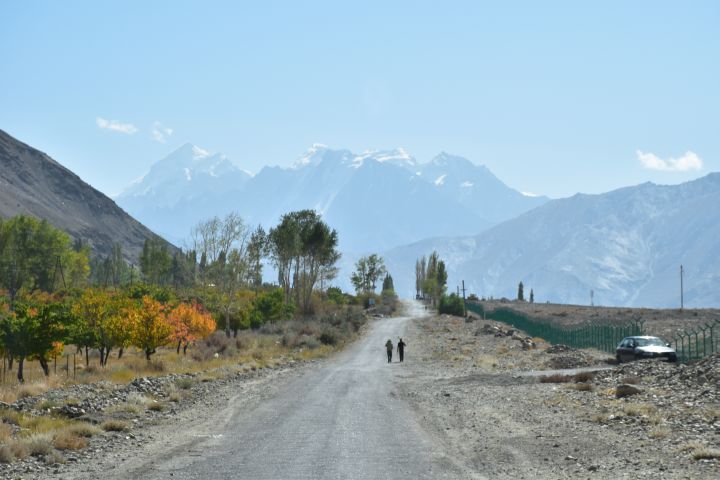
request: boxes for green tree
[252,288,294,326]
[246,225,267,292]
[0,216,89,298]
[438,293,465,316]
[268,210,340,314]
[420,251,446,305]
[382,273,395,293]
[351,254,386,295]
[139,237,172,285]
[0,294,70,382]
[529,289,534,303]
[517,281,524,301]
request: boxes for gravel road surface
[114,302,472,480]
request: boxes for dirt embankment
[398,313,719,479]
[479,301,720,340]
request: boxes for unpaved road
[104,302,473,480]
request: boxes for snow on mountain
[119,143,251,209]
[117,144,545,253]
[384,173,720,307]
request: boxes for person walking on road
[385,339,393,363]
[397,338,406,362]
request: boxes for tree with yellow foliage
[129,296,172,361]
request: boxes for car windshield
[635,337,666,347]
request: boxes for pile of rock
[476,323,536,350]
[542,344,596,369]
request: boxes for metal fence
[670,320,720,363]
[465,302,643,354]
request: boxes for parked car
[616,336,677,363]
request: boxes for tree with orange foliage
[168,302,216,354]
[128,296,172,361]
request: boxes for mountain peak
[431,151,473,167]
[293,143,331,169]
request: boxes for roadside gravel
[398,312,719,479]
[5,360,315,479]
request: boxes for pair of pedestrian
[385,338,406,363]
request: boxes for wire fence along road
[467,302,720,363]
[466,302,642,354]
[670,319,720,363]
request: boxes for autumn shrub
[101,420,129,432]
[66,423,101,438]
[53,431,87,450]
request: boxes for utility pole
[680,264,684,310]
[461,280,467,318]
[456,285,460,296]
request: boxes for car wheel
[616,354,622,364]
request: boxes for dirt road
[99,302,474,480]
[37,302,717,479]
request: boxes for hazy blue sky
[1,1,718,197]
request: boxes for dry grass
[678,440,706,453]
[44,450,66,465]
[0,445,14,463]
[65,422,101,438]
[24,434,54,456]
[590,412,610,424]
[623,402,656,417]
[573,371,595,383]
[0,422,12,442]
[8,441,29,460]
[0,410,72,436]
[568,382,594,392]
[52,431,87,450]
[169,391,182,402]
[175,377,194,390]
[649,427,670,439]
[620,375,641,385]
[147,402,164,412]
[693,448,720,460]
[540,374,573,383]
[17,384,46,400]
[101,420,129,432]
[474,354,498,370]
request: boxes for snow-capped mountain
[117,144,547,251]
[384,173,720,308]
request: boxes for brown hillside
[0,129,174,262]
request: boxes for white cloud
[96,117,138,135]
[151,121,174,143]
[636,150,703,172]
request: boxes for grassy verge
[0,306,368,465]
